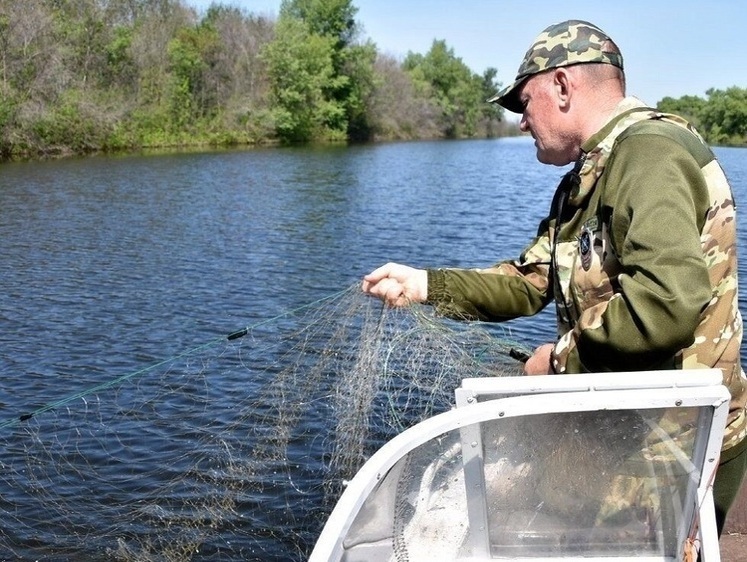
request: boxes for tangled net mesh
[0,285,524,561]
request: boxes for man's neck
[579,94,626,143]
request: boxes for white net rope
[0,285,524,561]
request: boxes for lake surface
[0,138,746,560]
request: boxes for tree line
[0,0,514,160]
[2,0,743,160]
[657,87,747,147]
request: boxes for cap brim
[487,77,527,114]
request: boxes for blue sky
[186,0,746,110]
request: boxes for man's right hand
[361,263,428,307]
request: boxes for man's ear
[553,68,572,108]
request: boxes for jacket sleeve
[555,133,712,373]
[426,225,554,321]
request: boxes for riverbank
[0,128,527,163]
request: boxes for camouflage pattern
[680,159,747,450]
[427,94,747,450]
[429,97,746,451]
[547,98,747,451]
[489,20,624,113]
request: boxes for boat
[310,369,728,561]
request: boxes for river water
[0,138,745,560]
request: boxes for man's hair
[572,40,626,95]
[601,39,626,92]
[578,63,626,94]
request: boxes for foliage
[280,0,358,49]
[0,0,510,159]
[657,88,747,147]
[341,41,377,140]
[262,15,345,142]
[2,1,746,159]
[365,53,440,140]
[657,95,707,130]
[270,0,377,142]
[700,87,747,146]
[403,40,502,138]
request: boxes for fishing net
[0,284,525,561]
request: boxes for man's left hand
[523,343,554,375]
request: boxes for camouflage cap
[489,20,624,113]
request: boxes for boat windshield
[344,407,699,559]
[312,371,727,562]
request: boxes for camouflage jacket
[427,97,747,450]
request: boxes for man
[362,20,747,536]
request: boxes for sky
[186,0,746,114]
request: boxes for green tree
[262,16,344,142]
[480,67,504,136]
[167,21,220,128]
[341,41,376,140]
[700,87,747,146]
[657,89,747,146]
[278,0,375,140]
[657,95,706,129]
[404,39,494,138]
[104,25,137,90]
[0,0,519,159]
[280,0,358,50]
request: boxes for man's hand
[523,343,554,375]
[361,262,428,307]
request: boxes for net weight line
[3,287,354,432]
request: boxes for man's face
[517,71,576,166]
